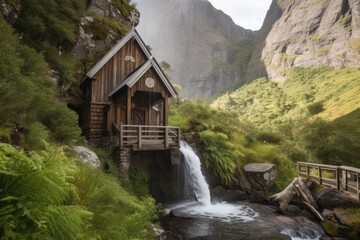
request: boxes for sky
[208,0,273,30]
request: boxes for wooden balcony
[112,123,181,150]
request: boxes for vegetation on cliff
[212,67,360,168]
[0,3,157,238]
[169,100,296,190]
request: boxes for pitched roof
[108,57,177,98]
[86,28,152,78]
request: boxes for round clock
[145,78,155,88]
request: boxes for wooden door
[133,108,146,125]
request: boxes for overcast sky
[208,0,272,30]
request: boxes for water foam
[171,141,258,222]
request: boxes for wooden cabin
[80,28,180,160]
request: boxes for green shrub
[200,130,241,185]
[307,101,325,115]
[255,131,282,144]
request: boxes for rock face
[135,0,252,99]
[73,146,101,168]
[134,0,360,98]
[72,0,133,68]
[260,0,360,80]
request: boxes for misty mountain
[135,0,253,99]
[135,0,360,99]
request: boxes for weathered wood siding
[91,39,147,103]
[129,68,171,99]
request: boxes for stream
[159,141,326,240]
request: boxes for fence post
[177,128,181,147]
[319,167,322,185]
[306,165,309,178]
[357,173,360,201]
[138,126,142,148]
[119,123,123,149]
[165,127,169,148]
[336,167,340,191]
[345,170,348,191]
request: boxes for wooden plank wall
[129,68,171,99]
[92,39,147,103]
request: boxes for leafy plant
[0,143,92,239]
[200,130,240,185]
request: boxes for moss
[308,34,322,41]
[321,220,342,237]
[339,14,352,27]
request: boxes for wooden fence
[297,161,360,201]
[112,123,180,150]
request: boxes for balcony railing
[112,123,180,150]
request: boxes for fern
[0,143,92,239]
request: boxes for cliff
[260,0,360,80]
[135,0,253,99]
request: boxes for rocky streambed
[160,201,325,240]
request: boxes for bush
[307,101,325,115]
[255,131,282,144]
[200,130,241,185]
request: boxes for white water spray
[169,141,258,222]
[180,141,211,205]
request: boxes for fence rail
[297,161,360,201]
[112,123,180,149]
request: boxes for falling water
[168,141,259,222]
[166,141,324,240]
[179,141,211,205]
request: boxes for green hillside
[0,2,158,238]
[212,67,360,129]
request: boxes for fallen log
[270,177,324,222]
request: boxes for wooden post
[165,127,169,148]
[138,126,142,148]
[163,97,168,126]
[319,167,322,185]
[306,165,309,178]
[357,173,360,201]
[345,170,348,191]
[127,89,131,124]
[336,167,340,191]
[119,123,123,149]
[177,128,181,147]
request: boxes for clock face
[145,78,155,88]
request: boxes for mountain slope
[260,0,360,80]
[212,67,360,128]
[135,0,253,99]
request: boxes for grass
[212,67,360,129]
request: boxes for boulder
[73,146,101,169]
[211,186,248,202]
[334,208,360,230]
[244,163,278,191]
[316,188,360,210]
[250,190,269,204]
[235,168,253,194]
[169,210,197,219]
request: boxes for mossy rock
[334,208,360,230]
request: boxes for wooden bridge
[112,123,181,150]
[298,161,360,201]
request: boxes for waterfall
[170,141,258,222]
[179,141,211,205]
